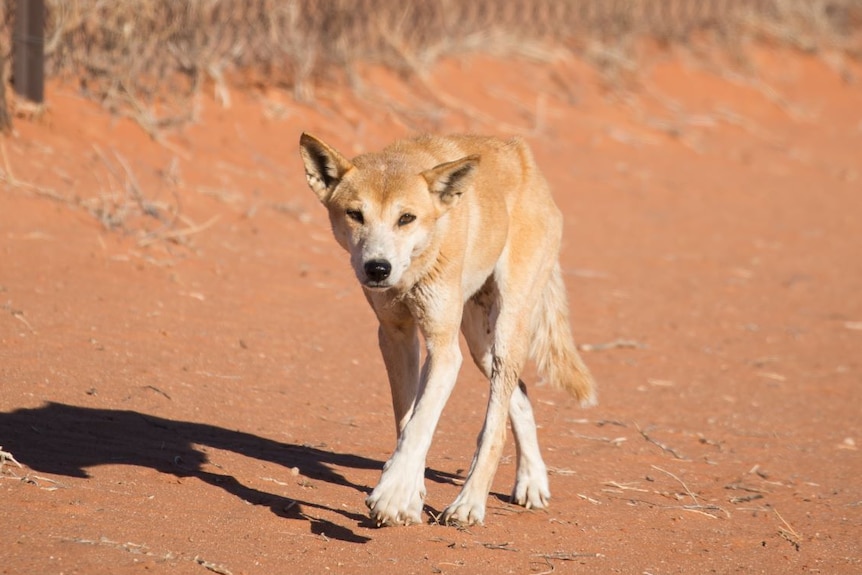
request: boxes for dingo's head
[300,133,479,291]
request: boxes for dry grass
[0,1,851,261]
[0,446,23,471]
[1,1,860,127]
[0,137,213,263]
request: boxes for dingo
[299,133,596,526]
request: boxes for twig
[144,385,172,400]
[57,536,175,561]
[531,556,556,575]
[118,84,192,160]
[1,138,17,184]
[5,473,67,491]
[534,552,602,561]
[579,339,645,352]
[0,446,23,471]
[650,465,699,506]
[10,309,37,335]
[605,493,729,519]
[261,476,290,487]
[428,509,471,532]
[773,507,802,551]
[604,481,649,493]
[577,493,601,505]
[427,509,444,525]
[0,141,67,202]
[113,150,166,222]
[138,215,220,247]
[679,506,727,519]
[729,493,763,504]
[195,557,234,575]
[649,465,731,519]
[530,551,602,575]
[772,507,800,538]
[572,434,627,446]
[481,541,518,552]
[637,425,688,460]
[725,482,769,500]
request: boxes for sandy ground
[1,46,861,574]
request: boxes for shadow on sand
[0,402,390,543]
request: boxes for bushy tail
[529,262,597,406]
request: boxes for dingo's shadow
[0,402,392,542]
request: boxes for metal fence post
[13,0,46,104]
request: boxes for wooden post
[0,54,10,132]
[13,0,45,104]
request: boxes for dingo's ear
[299,133,354,202]
[422,155,481,210]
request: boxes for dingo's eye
[398,213,416,227]
[346,210,364,224]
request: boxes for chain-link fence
[1,0,861,126]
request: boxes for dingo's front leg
[366,331,462,526]
[367,293,422,439]
[377,321,420,438]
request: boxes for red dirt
[2,46,861,574]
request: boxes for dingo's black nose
[364,260,392,282]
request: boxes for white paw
[365,461,425,526]
[442,491,486,526]
[511,464,551,509]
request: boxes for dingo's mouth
[362,280,392,291]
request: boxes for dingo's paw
[511,466,551,509]
[365,464,425,527]
[442,492,486,526]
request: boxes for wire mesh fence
[1,0,860,123]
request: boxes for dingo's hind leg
[446,236,557,524]
[461,285,550,511]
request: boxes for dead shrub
[0,1,859,125]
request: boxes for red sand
[2,46,861,574]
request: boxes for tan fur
[530,262,597,403]
[300,132,596,527]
